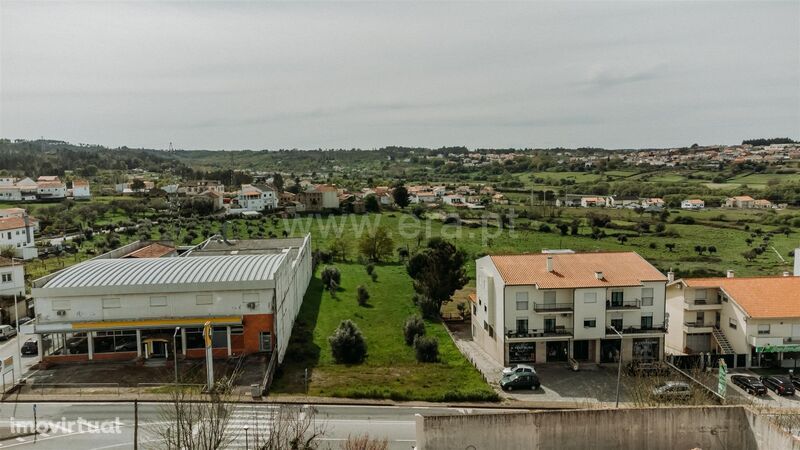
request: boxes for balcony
[506,327,573,340]
[605,324,666,336]
[684,299,722,310]
[606,299,640,311]
[682,321,714,333]
[533,303,574,313]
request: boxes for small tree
[456,302,468,318]
[342,434,389,450]
[616,235,628,245]
[356,285,370,307]
[742,249,758,262]
[665,243,676,252]
[329,237,351,262]
[414,336,439,363]
[708,245,717,255]
[403,315,426,346]
[358,226,394,262]
[365,263,375,276]
[392,185,410,209]
[329,320,367,364]
[321,266,341,294]
[0,245,15,259]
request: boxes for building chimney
[22,213,31,244]
[546,255,553,272]
[727,270,734,278]
[667,270,675,283]
[595,271,604,280]
[795,248,800,276]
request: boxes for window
[610,318,623,331]
[149,296,167,307]
[641,313,653,329]
[583,292,597,304]
[641,288,654,307]
[102,298,121,309]
[695,289,707,303]
[543,291,556,305]
[583,318,597,328]
[729,318,737,330]
[196,294,213,305]
[230,326,244,335]
[758,324,770,335]
[516,319,528,334]
[610,290,624,306]
[1,273,11,283]
[515,292,529,311]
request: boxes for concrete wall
[415,406,800,450]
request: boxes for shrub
[321,266,341,289]
[413,294,441,320]
[403,315,426,346]
[538,223,551,233]
[365,263,375,276]
[414,336,439,363]
[329,320,367,364]
[356,285,370,306]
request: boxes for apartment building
[666,271,800,368]
[472,251,667,366]
[26,235,311,365]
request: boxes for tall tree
[392,185,410,209]
[406,238,468,317]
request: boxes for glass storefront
[509,342,535,363]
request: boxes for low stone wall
[415,406,800,450]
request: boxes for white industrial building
[27,235,311,365]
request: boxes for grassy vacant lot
[271,263,497,402]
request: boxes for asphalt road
[0,330,41,389]
[0,402,519,449]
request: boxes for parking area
[499,363,631,403]
[726,369,800,409]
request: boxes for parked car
[502,364,536,376]
[652,381,691,400]
[21,340,38,356]
[0,325,17,341]
[760,375,796,396]
[500,372,540,391]
[731,375,767,396]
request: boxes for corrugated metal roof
[43,254,286,289]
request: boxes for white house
[36,178,66,200]
[472,251,667,366]
[0,215,38,260]
[27,235,312,365]
[666,270,800,368]
[580,197,606,208]
[443,194,466,206]
[681,199,705,210]
[237,184,278,212]
[0,257,25,299]
[71,180,91,199]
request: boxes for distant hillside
[0,139,186,178]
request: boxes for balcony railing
[606,299,640,310]
[506,327,573,339]
[606,324,666,335]
[533,303,574,313]
[684,321,713,329]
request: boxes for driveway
[447,322,628,404]
[726,369,800,409]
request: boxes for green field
[270,263,497,402]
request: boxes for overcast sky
[1,1,798,150]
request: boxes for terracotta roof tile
[489,252,666,288]
[124,243,176,259]
[684,276,800,319]
[0,216,29,231]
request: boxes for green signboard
[755,344,800,353]
[717,359,727,398]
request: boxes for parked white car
[502,364,536,376]
[0,325,17,340]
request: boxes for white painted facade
[237,184,278,211]
[0,262,25,298]
[473,256,667,366]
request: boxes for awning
[35,316,242,333]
